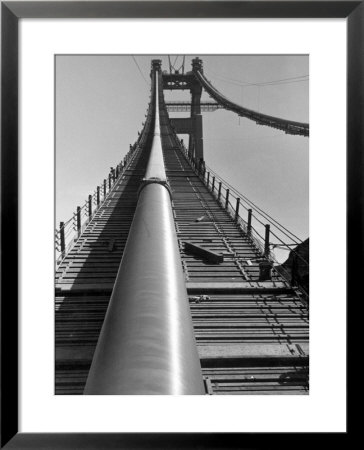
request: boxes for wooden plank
[198,343,309,359]
[55,283,114,293]
[184,241,224,264]
[186,281,290,293]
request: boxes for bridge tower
[163,57,204,161]
[55,58,309,395]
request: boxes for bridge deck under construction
[55,67,308,395]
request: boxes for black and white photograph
[1,0,355,444]
[55,54,309,395]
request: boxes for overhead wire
[208,68,309,88]
[131,56,149,86]
[172,55,179,68]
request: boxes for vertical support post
[59,222,65,255]
[88,195,92,218]
[207,172,210,188]
[259,260,272,281]
[218,182,222,201]
[193,114,204,161]
[103,179,107,198]
[235,198,240,221]
[116,165,119,179]
[225,188,230,210]
[111,167,115,183]
[190,67,204,160]
[76,206,81,234]
[108,173,112,190]
[264,224,270,257]
[97,186,100,207]
[212,176,215,192]
[247,209,252,235]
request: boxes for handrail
[55,90,156,265]
[55,150,135,265]
[200,161,306,261]
[55,69,159,266]
[177,143,309,299]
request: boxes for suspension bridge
[55,57,309,395]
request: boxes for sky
[56,55,308,262]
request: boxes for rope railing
[55,144,139,265]
[199,159,306,261]
[178,143,308,297]
[203,164,303,245]
[55,76,156,266]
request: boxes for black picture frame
[1,1,355,448]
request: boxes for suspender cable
[84,65,205,395]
